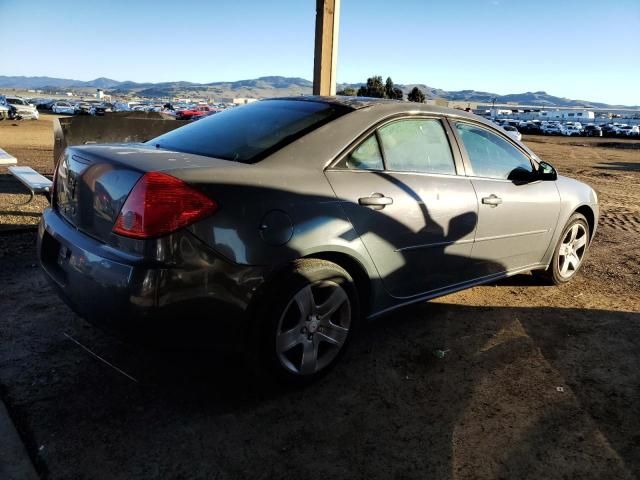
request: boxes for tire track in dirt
[599,209,640,233]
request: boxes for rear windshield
[149,100,351,163]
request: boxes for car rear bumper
[38,208,267,348]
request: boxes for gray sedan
[38,97,598,383]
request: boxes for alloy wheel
[557,223,587,279]
[275,281,351,376]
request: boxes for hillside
[0,75,635,109]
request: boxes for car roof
[267,95,484,122]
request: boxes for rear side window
[455,123,533,180]
[342,135,384,170]
[150,100,350,163]
[378,119,456,175]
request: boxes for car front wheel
[253,259,358,384]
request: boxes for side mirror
[538,161,557,181]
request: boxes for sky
[1,0,639,105]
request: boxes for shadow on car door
[325,117,480,298]
[450,121,561,277]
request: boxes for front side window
[377,119,456,175]
[455,123,533,180]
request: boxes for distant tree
[408,86,426,103]
[384,77,404,100]
[385,77,395,99]
[353,75,403,100]
[336,87,357,96]
[357,76,386,98]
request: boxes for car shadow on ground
[1,173,628,478]
[0,173,30,194]
[489,272,553,287]
[5,290,637,479]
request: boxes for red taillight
[112,172,218,239]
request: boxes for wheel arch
[246,250,373,335]
[304,251,372,318]
[574,204,596,241]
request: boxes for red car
[175,105,214,120]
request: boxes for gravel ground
[0,120,639,479]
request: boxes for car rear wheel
[537,213,590,285]
[252,259,358,384]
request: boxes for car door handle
[482,194,503,207]
[358,193,393,209]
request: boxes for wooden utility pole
[313,0,340,96]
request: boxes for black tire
[535,213,590,285]
[249,259,359,385]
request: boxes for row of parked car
[19,96,230,120]
[123,102,228,120]
[30,98,115,116]
[494,119,640,138]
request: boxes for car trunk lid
[54,144,240,243]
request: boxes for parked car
[583,125,603,137]
[51,101,76,115]
[519,122,542,135]
[176,104,214,120]
[90,102,113,116]
[5,96,39,120]
[39,97,599,383]
[502,125,522,141]
[562,124,583,136]
[0,95,10,120]
[616,125,639,137]
[190,109,222,121]
[600,124,619,137]
[34,99,56,111]
[75,102,94,115]
[541,123,564,135]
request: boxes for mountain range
[0,75,636,109]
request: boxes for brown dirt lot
[0,120,639,479]
[0,115,58,231]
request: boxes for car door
[325,117,478,298]
[451,121,561,277]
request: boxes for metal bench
[8,166,53,203]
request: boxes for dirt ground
[0,115,57,232]
[0,117,639,479]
